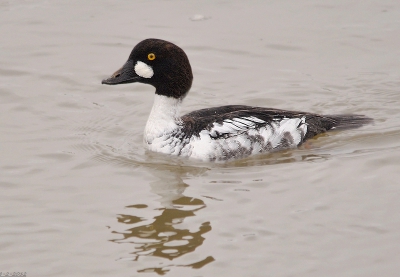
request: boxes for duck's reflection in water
[111,167,214,274]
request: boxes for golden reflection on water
[110,165,214,275]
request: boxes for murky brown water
[2,1,400,276]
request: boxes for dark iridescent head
[102,38,193,99]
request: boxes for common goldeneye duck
[102,38,372,162]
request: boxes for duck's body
[102,39,372,162]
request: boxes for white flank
[134,61,154,78]
[266,117,307,148]
[190,116,307,161]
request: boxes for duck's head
[102,38,193,99]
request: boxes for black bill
[101,61,140,85]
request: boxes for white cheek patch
[134,61,154,78]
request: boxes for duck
[102,38,372,162]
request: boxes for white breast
[144,95,183,154]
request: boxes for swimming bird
[102,38,372,162]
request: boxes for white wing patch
[134,61,154,78]
[209,116,265,137]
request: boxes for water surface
[1,1,400,276]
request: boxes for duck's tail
[328,114,374,130]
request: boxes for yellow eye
[147,53,156,61]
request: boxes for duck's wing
[181,105,372,141]
[181,105,306,140]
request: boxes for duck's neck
[144,95,182,143]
